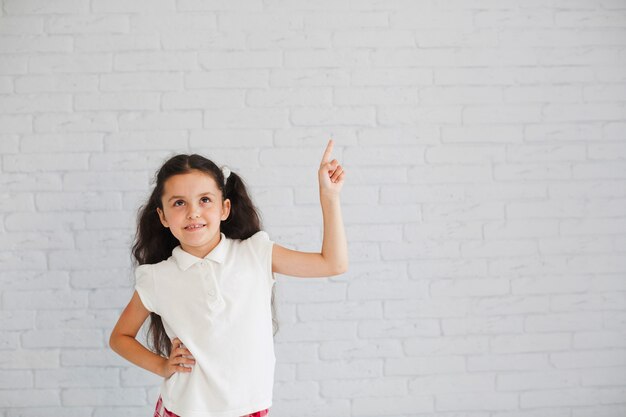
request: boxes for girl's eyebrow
[168,192,215,202]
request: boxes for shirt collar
[171,232,228,271]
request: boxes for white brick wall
[1,0,625,416]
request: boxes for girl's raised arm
[271,139,348,278]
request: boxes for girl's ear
[156,207,169,228]
[221,199,231,221]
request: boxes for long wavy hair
[130,154,279,358]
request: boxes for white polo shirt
[134,230,276,417]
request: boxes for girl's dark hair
[130,154,278,358]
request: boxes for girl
[109,139,348,417]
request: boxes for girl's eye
[173,197,211,207]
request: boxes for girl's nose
[188,204,200,218]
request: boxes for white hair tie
[221,166,231,185]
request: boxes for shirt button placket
[202,260,224,310]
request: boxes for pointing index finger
[321,139,333,164]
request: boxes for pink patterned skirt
[154,395,269,417]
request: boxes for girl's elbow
[333,263,348,275]
[340,258,349,274]
[108,333,117,351]
[108,331,126,352]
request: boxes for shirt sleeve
[134,264,157,313]
[248,230,276,285]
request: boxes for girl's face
[156,170,231,258]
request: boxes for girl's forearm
[320,192,349,273]
[110,334,165,378]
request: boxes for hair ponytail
[219,170,262,240]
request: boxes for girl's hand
[160,337,195,378]
[318,138,345,197]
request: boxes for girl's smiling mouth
[185,223,206,231]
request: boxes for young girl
[109,139,348,417]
